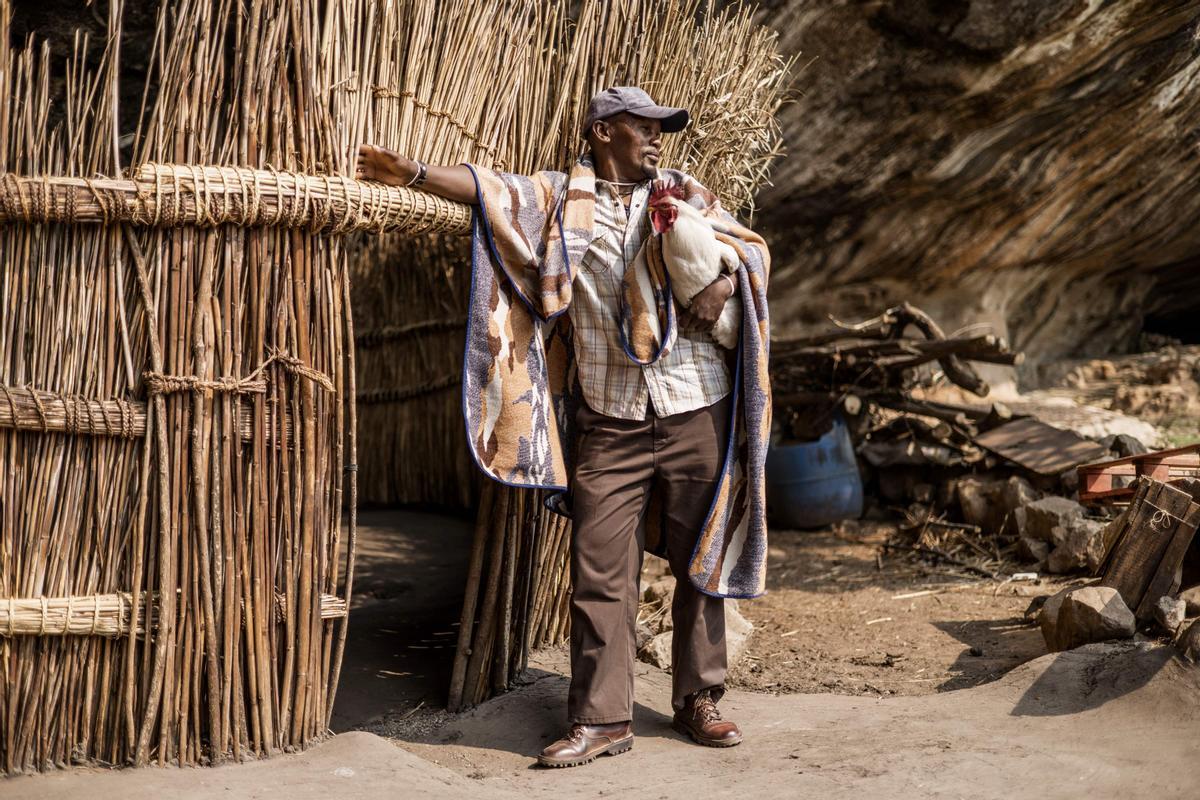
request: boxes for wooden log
[785,334,1014,363]
[772,320,896,349]
[530,511,567,647]
[516,495,539,676]
[461,487,510,708]
[888,302,990,396]
[494,490,521,691]
[870,395,972,428]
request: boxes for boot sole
[671,718,743,748]
[537,737,633,768]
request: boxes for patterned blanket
[461,157,772,598]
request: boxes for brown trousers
[567,396,731,724]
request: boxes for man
[356,86,771,768]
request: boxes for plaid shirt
[568,179,731,421]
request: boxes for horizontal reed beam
[0,594,148,637]
[0,385,144,438]
[0,592,347,638]
[0,384,292,445]
[0,163,473,236]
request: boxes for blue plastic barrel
[766,413,864,529]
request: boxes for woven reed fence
[0,0,375,773]
[0,0,791,773]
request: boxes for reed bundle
[446,485,574,711]
[0,386,293,445]
[0,592,345,638]
[0,165,472,234]
[1,595,150,638]
[0,0,369,774]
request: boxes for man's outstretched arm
[355,144,479,205]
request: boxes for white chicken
[647,182,742,349]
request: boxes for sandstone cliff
[756,0,1200,388]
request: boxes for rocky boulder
[1152,596,1186,636]
[1038,586,1137,652]
[956,474,1040,537]
[757,1,1200,382]
[1015,496,1107,574]
[638,600,753,670]
[1179,585,1200,618]
[1015,496,1085,542]
[1045,518,1108,575]
[1176,618,1200,664]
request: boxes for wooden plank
[1135,501,1200,620]
[975,417,1109,476]
[1101,478,1195,611]
[1078,443,1200,473]
[1097,479,1150,577]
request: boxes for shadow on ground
[1010,642,1178,717]
[931,617,1048,691]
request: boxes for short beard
[640,160,659,180]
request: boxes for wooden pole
[447,481,494,712]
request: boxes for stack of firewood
[771,302,1020,452]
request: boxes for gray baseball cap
[582,86,689,135]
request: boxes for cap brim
[628,105,689,133]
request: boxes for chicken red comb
[649,182,686,205]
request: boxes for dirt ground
[342,510,1087,732]
[329,509,473,732]
[7,386,1200,799]
[13,641,1200,799]
[725,520,1066,698]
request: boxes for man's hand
[355,144,418,186]
[355,144,480,205]
[680,276,734,331]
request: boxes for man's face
[592,113,663,178]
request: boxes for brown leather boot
[537,721,633,768]
[672,689,742,747]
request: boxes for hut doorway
[329,509,474,732]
